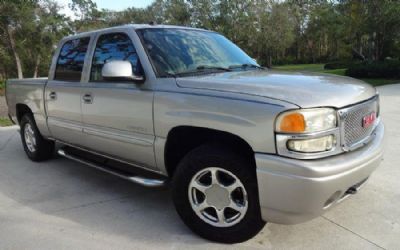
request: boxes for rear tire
[172,144,266,243]
[20,114,55,162]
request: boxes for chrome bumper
[255,122,384,224]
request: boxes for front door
[80,32,156,169]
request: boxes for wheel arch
[164,125,256,177]
[16,103,33,124]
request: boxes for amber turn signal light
[279,113,305,133]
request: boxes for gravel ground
[0,95,8,117]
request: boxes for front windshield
[136,28,259,77]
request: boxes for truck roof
[64,24,209,40]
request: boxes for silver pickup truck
[5,24,384,243]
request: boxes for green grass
[273,64,326,72]
[0,81,4,96]
[273,64,345,76]
[0,117,13,127]
[273,64,399,86]
[322,68,346,76]
[360,78,400,86]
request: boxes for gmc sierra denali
[5,24,384,243]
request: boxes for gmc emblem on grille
[362,112,376,128]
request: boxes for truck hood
[176,70,376,108]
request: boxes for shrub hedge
[345,60,400,78]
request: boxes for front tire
[20,114,55,162]
[172,144,266,243]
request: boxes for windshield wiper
[164,64,261,77]
[228,64,265,70]
[173,65,232,77]
[196,65,232,72]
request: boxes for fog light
[287,135,336,153]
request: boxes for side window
[91,33,139,82]
[55,37,90,81]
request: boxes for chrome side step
[57,149,166,188]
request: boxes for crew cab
[5,24,384,243]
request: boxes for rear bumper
[255,122,384,224]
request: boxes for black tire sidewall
[20,114,54,161]
[172,145,265,243]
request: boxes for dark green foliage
[346,60,400,78]
[324,61,354,70]
[1,0,400,80]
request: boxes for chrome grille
[340,97,378,150]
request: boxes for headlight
[275,108,340,159]
[276,108,337,133]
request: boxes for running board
[57,149,166,188]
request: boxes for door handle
[83,93,93,104]
[49,92,57,100]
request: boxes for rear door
[80,31,156,169]
[45,36,91,145]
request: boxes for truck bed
[5,77,48,131]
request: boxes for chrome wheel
[188,167,248,227]
[24,123,36,153]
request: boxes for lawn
[0,81,5,96]
[0,117,13,127]
[273,64,400,86]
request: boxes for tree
[255,1,295,66]
[363,0,400,60]
[0,0,38,78]
[163,0,191,25]
[29,0,70,77]
[187,0,218,29]
[1,0,400,80]
[69,0,105,32]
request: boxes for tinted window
[55,37,90,81]
[91,33,139,81]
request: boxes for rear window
[54,37,90,81]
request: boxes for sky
[56,0,154,18]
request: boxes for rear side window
[90,33,139,82]
[54,37,90,81]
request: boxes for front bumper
[255,122,384,224]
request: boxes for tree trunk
[268,55,272,68]
[33,55,41,78]
[6,25,23,79]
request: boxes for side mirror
[101,60,144,82]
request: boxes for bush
[345,60,400,78]
[324,61,353,70]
